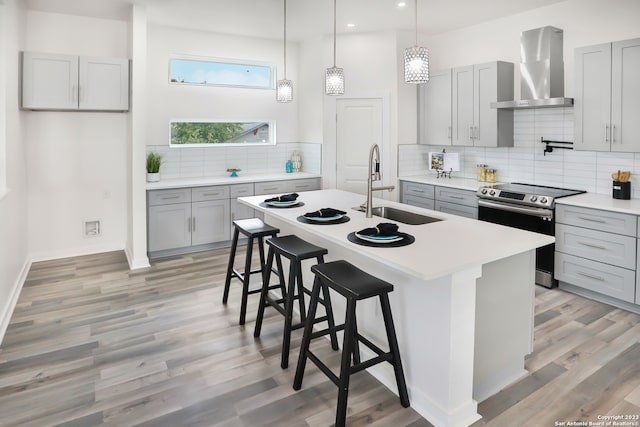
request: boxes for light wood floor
[0,248,639,427]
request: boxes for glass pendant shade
[276,79,293,102]
[404,45,429,84]
[325,66,344,95]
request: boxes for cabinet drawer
[556,224,636,269]
[148,188,191,206]
[403,194,435,210]
[192,185,229,202]
[435,186,478,208]
[556,205,636,236]
[402,181,435,199]
[555,252,635,303]
[290,178,321,192]
[230,183,254,198]
[255,181,289,195]
[435,200,478,219]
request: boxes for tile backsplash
[399,108,640,198]
[146,142,322,179]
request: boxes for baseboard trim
[0,256,32,346]
[125,246,150,270]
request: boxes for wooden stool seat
[293,260,410,427]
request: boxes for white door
[336,98,383,195]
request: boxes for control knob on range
[489,190,496,196]
[530,195,538,202]
[540,197,548,204]
[480,188,488,194]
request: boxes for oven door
[478,199,556,287]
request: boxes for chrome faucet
[365,143,395,218]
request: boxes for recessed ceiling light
[347,23,355,28]
[397,2,407,7]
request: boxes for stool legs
[321,278,339,351]
[222,227,240,304]
[380,293,410,408]
[336,297,357,427]
[238,236,255,325]
[293,277,322,390]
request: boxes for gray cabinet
[574,38,640,152]
[400,181,435,210]
[21,52,129,111]
[418,68,452,145]
[451,61,514,147]
[434,186,478,219]
[230,183,256,222]
[555,204,637,303]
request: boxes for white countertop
[239,189,554,281]
[557,192,640,215]
[399,174,502,191]
[146,172,321,190]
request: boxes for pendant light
[276,0,293,102]
[404,0,429,84]
[325,0,344,95]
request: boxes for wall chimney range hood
[492,26,573,109]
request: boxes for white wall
[0,0,29,344]
[424,0,640,99]
[24,11,129,261]
[146,25,300,147]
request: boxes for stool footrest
[307,350,340,386]
[351,353,393,375]
[310,324,345,340]
[356,333,385,358]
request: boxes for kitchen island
[239,189,554,427]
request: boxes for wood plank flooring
[0,248,639,426]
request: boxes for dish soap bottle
[286,159,293,173]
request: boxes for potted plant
[146,152,162,182]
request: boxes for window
[170,120,275,146]
[169,58,273,89]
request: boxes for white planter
[147,172,160,182]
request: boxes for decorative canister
[485,168,497,183]
[291,150,302,172]
[477,164,487,182]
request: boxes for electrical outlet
[84,220,100,237]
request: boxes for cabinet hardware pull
[577,241,606,250]
[202,192,220,197]
[188,217,192,232]
[71,85,78,103]
[161,195,180,200]
[78,85,83,103]
[468,126,473,140]
[448,195,465,200]
[577,216,606,224]
[413,189,425,193]
[473,126,479,140]
[612,125,617,143]
[577,271,605,282]
[447,126,451,139]
[604,124,609,143]
[264,187,278,191]
[193,217,196,232]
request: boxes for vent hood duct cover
[492,26,573,109]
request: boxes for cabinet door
[21,52,79,110]
[574,43,612,151]
[230,199,256,222]
[452,66,474,146]
[79,57,129,111]
[473,62,497,147]
[148,203,191,252]
[419,68,452,145]
[191,199,231,245]
[611,38,640,152]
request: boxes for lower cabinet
[400,181,434,209]
[191,200,231,245]
[148,202,192,251]
[555,204,638,305]
[400,180,478,219]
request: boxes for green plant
[146,152,162,173]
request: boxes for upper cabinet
[418,68,452,145]
[419,61,514,147]
[574,38,640,152]
[21,52,129,112]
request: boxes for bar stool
[254,235,339,369]
[293,260,410,427]
[223,218,281,325]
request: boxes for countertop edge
[556,193,640,216]
[146,172,322,190]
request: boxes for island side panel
[473,249,536,402]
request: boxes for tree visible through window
[170,121,274,146]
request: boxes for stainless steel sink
[353,206,443,225]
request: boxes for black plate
[347,232,415,248]
[296,215,350,225]
[259,201,305,209]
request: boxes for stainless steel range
[477,183,586,288]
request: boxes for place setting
[296,208,350,225]
[347,222,415,247]
[259,193,305,209]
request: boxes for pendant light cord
[333,0,337,67]
[414,0,418,45]
[283,0,287,78]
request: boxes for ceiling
[25,0,569,41]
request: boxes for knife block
[613,181,631,200]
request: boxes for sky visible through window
[169,59,272,88]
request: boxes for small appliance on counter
[612,170,631,200]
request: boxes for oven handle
[478,199,554,219]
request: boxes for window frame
[168,56,275,90]
[169,119,277,148]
